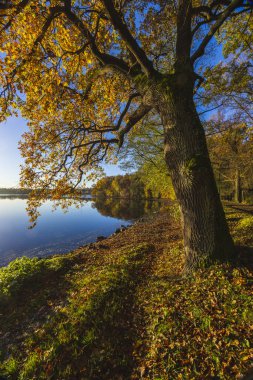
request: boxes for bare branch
[118,103,152,147]
[191,0,245,63]
[101,0,156,77]
[116,92,140,128]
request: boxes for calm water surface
[0,196,160,266]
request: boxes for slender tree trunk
[235,168,242,203]
[152,75,235,271]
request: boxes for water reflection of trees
[0,194,29,200]
[93,197,162,220]
[0,195,163,223]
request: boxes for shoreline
[0,207,253,379]
[0,197,168,267]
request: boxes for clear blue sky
[0,117,27,188]
[0,116,124,188]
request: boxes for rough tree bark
[147,72,235,271]
[134,0,238,272]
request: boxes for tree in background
[1,0,252,270]
[195,11,253,203]
[92,174,145,200]
[119,113,175,199]
[206,114,253,203]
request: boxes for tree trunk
[153,75,235,272]
[235,168,242,203]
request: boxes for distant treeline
[0,188,91,195]
[92,173,174,200]
[0,188,32,195]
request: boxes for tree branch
[118,103,152,147]
[191,0,244,63]
[116,92,140,128]
[101,0,156,77]
[0,0,30,32]
[63,7,131,75]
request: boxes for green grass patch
[236,216,253,233]
[0,244,153,380]
[232,215,253,245]
[0,255,72,302]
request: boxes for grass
[0,255,73,302]
[0,205,253,379]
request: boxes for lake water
[0,196,160,266]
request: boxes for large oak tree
[0,0,252,270]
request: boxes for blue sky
[0,116,124,188]
[0,117,27,188]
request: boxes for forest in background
[92,115,253,203]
